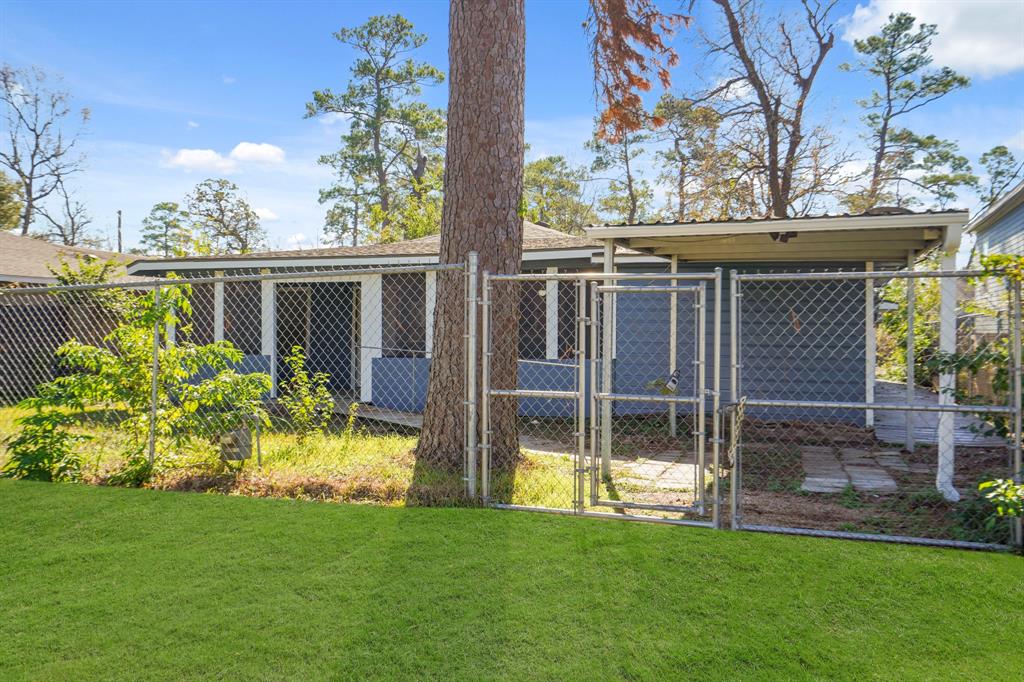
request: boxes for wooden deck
[334,402,423,430]
[333,401,574,455]
[873,380,1009,448]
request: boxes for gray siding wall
[371,263,866,425]
[976,201,1024,257]
[971,202,1024,335]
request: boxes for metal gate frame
[478,269,724,527]
[589,281,709,516]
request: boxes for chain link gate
[478,270,724,526]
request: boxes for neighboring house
[968,179,1024,335]
[125,212,970,427]
[0,232,144,399]
[0,231,136,285]
[970,179,1024,260]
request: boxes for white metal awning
[584,211,968,264]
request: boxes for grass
[0,481,1021,680]
[0,405,577,508]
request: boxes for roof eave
[584,211,969,240]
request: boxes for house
[0,232,144,399]
[969,179,1024,260]
[0,231,137,285]
[124,211,969,425]
[126,222,654,412]
[967,179,1024,335]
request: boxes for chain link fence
[3,259,1020,551]
[730,269,1021,549]
[0,262,474,505]
[480,271,724,528]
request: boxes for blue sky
[2,0,1023,252]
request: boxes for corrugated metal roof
[586,207,967,229]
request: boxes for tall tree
[585,0,690,140]
[306,15,445,242]
[701,0,841,218]
[139,202,193,257]
[319,150,372,247]
[0,171,22,231]
[0,65,89,236]
[587,127,653,223]
[37,178,95,247]
[977,145,1019,207]
[186,179,265,254]
[523,155,597,233]
[652,94,726,221]
[418,0,526,470]
[419,0,684,473]
[843,12,972,211]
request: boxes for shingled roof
[0,232,140,284]
[130,221,600,267]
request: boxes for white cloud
[187,120,199,129]
[316,112,350,126]
[229,142,286,164]
[163,148,237,173]
[843,1,1024,78]
[1005,130,1024,152]
[222,75,237,85]
[254,207,279,221]
[285,232,309,249]
[162,142,286,173]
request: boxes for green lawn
[1,482,1020,680]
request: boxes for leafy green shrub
[2,284,270,484]
[279,346,334,441]
[979,478,1023,522]
[1,410,85,481]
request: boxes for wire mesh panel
[481,274,584,512]
[732,269,1021,548]
[0,263,473,506]
[589,283,714,521]
[480,271,724,520]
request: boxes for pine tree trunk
[418,0,525,474]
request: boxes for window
[382,273,426,358]
[224,281,261,355]
[182,283,215,345]
[518,280,547,360]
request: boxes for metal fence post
[465,252,479,500]
[147,286,161,466]
[589,281,600,507]
[696,281,706,515]
[575,278,586,513]
[905,250,916,451]
[479,271,492,503]
[728,270,739,530]
[1012,276,1022,548]
[711,268,721,527]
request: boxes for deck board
[873,380,1008,448]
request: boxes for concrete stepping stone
[800,447,849,492]
[845,464,898,493]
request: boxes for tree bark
[418,0,525,472]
